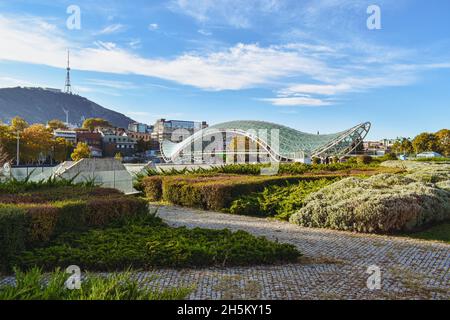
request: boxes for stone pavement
[1,205,449,300]
[150,206,449,300]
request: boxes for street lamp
[16,131,20,166]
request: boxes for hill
[0,87,135,128]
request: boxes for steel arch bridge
[161,120,371,163]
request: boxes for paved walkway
[1,206,449,299]
[150,206,449,300]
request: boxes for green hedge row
[0,195,148,270]
[142,174,343,211]
[0,186,122,204]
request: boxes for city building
[99,128,137,157]
[128,131,152,142]
[363,138,397,156]
[152,119,209,143]
[53,130,77,144]
[128,122,153,134]
[161,120,371,164]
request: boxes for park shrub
[290,174,450,234]
[0,205,27,269]
[0,186,148,270]
[141,176,163,201]
[23,205,60,245]
[156,175,341,211]
[228,178,337,219]
[13,216,301,271]
[357,155,373,165]
[85,196,148,227]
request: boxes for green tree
[71,142,91,161]
[82,118,113,131]
[392,138,413,155]
[435,129,450,157]
[48,119,68,131]
[412,132,439,154]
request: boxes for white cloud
[261,97,332,107]
[198,29,212,36]
[83,79,138,90]
[96,24,126,35]
[280,84,351,96]
[0,13,449,108]
[128,39,142,49]
[0,76,34,88]
[148,23,159,31]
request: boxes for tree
[135,138,152,153]
[82,118,112,131]
[53,138,73,163]
[10,116,29,132]
[412,132,439,154]
[71,142,91,161]
[21,124,53,164]
[48,119,68,131]
[435,129,450,157]
[114,152,123,162]
[392,138,413,155]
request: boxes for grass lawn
[404,223,450,244]
[0,268,193,300]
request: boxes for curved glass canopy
[161,120,371,163]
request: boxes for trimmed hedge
[0,205,27,265]
[0,187,122,204]
[141,176,163,202]
[0,188,148,271]
[142,174,344,211]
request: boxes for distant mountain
[0,87,135,128]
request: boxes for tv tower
[64,50,72,94]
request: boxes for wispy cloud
[169,0,282,28]
[83,79,138,90]
[96,23,126,35]
[0,13,449,107]
[261,96,332,107]
[198,29,212,36]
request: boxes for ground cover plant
[0,267,192,300]
[403,223,450,244]
[290,173,450,234]
[227,178,337,220]
[11,215,301,272]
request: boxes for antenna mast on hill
[64,50,72,94]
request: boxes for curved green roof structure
[161,120,371,163]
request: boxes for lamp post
[16,131,20,166]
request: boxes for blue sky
[0,0,449,139]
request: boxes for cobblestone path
[1,205,448,300]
